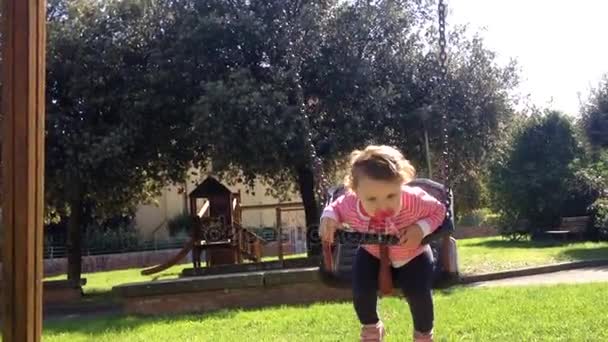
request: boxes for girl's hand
[320,218,339,244]
[399,225,424,249]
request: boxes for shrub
[84,217,139,252]
[167,213,196,238]
[488,111,584,231]
[590,198,608,240]
[457,208,496,227]
[452,172,485,216]
[495,210,530,242]
[562,156,606,217]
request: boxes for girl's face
[353,175,402,217]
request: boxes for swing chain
[437,0,452,213]
[438,0,448,77]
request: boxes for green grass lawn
[458,237,608,274]
[42,282,608,341]
[44,237,608,295]
[45,263,191,295]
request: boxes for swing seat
[319,178,456,289]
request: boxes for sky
[448,0,608,116]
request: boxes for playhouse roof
[189,177,231,198]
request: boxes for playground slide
[140,239,195,276]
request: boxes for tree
[580,74,608,150]
[190,0,340,256]
[188,0,520,258]
[45,0,200,281]
[299,2,520,215]
[488,111,583,232]
[388,25,520,214]
[191,0,441,255]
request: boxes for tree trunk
[296,165,321,258]
[424,129,433,179]
[66,193,84,282]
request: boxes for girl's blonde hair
[344,145,416,189]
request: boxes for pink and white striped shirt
[321,184,446,267]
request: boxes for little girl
[320,145,446,342]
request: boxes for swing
[306,0,458,289]
[318,178,455,289]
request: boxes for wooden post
[2,0,47,341]
[276,207,283,262]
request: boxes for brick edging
[458,259,608,284]
[43,259,608,318]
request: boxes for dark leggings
[352,246,434,333]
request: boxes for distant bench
[544,216,590,240]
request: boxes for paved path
[470,265,608,287]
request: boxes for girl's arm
[404,187,447,237]
[319,194,346,243]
